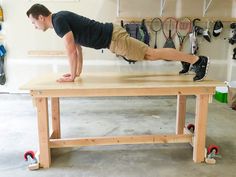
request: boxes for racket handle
[121,20,124,28]
[179,44,183,51]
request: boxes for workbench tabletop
[20,72,224,91]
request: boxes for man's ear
[38,15,44,21]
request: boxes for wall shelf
[116,0,229,18]
[116,16,236,23]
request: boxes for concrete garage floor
[0,94,235,177]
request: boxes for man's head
[26,4,52,31]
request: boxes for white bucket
[228,81,236,88]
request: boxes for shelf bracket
[160,0,166,16]
[203,0,213,16]
[117,0,120,17]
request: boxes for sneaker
[192,56,210,81]
[179,61,191,74]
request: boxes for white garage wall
[0,0,236,93]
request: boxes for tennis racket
[190,18,201,54]
[150,18,162,48]
[162,17,177,49]
[177,17,192,51]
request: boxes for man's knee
[144,47,157,60]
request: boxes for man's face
[29,14,48,31]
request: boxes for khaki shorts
[109,24,148,61]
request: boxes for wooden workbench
[21,72,223,168]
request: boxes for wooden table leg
[51,97,61,139]
[176,95,186,134]
[193,94,209,163]
[36,97,51,168]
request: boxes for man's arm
[62,44,83,78]
[57,31,78,82]
[76,44,83,76]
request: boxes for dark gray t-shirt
[52,11,113,49]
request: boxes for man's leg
[144,47,210,81]
[144,47,198,64]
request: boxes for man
[26,4,209,82]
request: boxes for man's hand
[62,73,80,77]
[62,73,72,77]
[57,74,75,82]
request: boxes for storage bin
[214,86,228,103]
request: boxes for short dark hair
[26,4,51,19]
